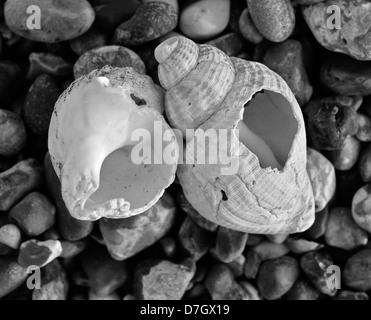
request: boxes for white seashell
[155,37,315,234]
[48,66,179,221]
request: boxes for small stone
[306,148,336,212]
[123,294,136,300]
[205,264,249,300]
[0,159,42,211]
[356,113,371,142]
[44,153,94,241]
[114,0,178,46]
[18,239,63,268]
[302,0,371,61]
[247,0,295,42]
[32,260,69,300]
[329,136,361,171]
[206,33,243,57]
[89,290,120,300]
[69,27,108,56]
[352,184,371,234]
[245,234,264,246]
[0,257,28,298]
[4,0,95,43]
[238,8,264,44]
[42,228,60,241]
[60,239,88,259]
[176,192,218,232]
[9,192,55,236]
[335,290,369,300]
[73,45,146,79]
[266,233,289,244]
[285,238,323,254]
[243,249,260,279]
[320,55,371,95]
[286,280,320,300]
[343,249,371,291]
[95,0,141,33]
[180,0,230,41]
[227,254,245,277]
[262,40,313,107]
[359,145,371,182]
[135,258,196,300]
[257,256,299,300]
[100,191,175,261]
[303,97,359,150]
[80,242,128,296]
[215,227,248,263]
[0,224,21,249]
[300,251,337,296]
[325,207,368,250]
[27,52,73,80]
[23,74,62,136]
[0,109,26,158]
[0,61,22,104]
[178,216,213,261]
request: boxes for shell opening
[237,90,298,170]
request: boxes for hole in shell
[237,90,298,170]
[221,190,228,201]
[130,94,147,106]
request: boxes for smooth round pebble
[286,280,320,300]
[73,45,146,79]
[329,136,361,171]
[239,8,264,44]
[356,113,371,142]
[352,184,371,234]
[4,0,95,43]
[344,249,371,291]
[215,227,248,263]
[0,224,21,249]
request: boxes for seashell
[155,37,315,234]
[48,65,179,221]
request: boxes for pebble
[180,0,230,41]
[352,184,371,234]
[205,264,250,300]
[206,33,243,57]
[215,227,248,263]
[243,249,260,279]
[0,257,28,298]
[285,238,323,254]
[247,0,295,42]
[32,260,68,300]
[356,113,371,142]
[306,148,336,212]
[238,8,264,44]
[44,153,94,241]
[320,55,371,95]
[9,192,55,236]
[0,109,26,158]
[257,256,299,300]
[359,145,371,182]
[303,97,359,150]
[344,249,371,291]
[325,207,368,250]
[135,258,196,300]
[227,254,245,278]
[27,52,73,80]
[335,290,369,300]
[80,242,128,297]
[266,234,289,244]
[114,0,178,46]
[176,192,218,232]
[18,239,63,268]
[23,74,62,136]
[4,0,95,43]
[95,0,141,33]
[69,28,108,56]
[0,61,22,104]
[286,280,320,300]
[245,234,264,246]
[0,224,21,249]
[302,0,371,61]
[89,290,120,300]
[60,239,88,259]
[329,136,361,171]
[300,251,337,296]
[73,45,146,79]
[262,40,313,107]
[239,281,261,300]
[178,216,213,261]
[99,191,175,261]
[0,159,42,211]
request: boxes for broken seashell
[48,66,179,221]
[155,37,315,234]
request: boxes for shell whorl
[156,36,235,134]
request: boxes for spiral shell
[155,37,315,234]
[48,66,179,221]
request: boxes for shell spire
[155,36,315,234]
